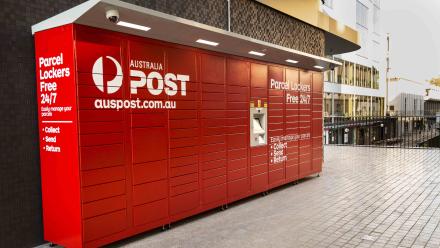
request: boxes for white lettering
[40,82,57,92]
[177,74,189,96]
[270,79,289,90]
[129,70,190,96]
[130,70,146,94]
[39,53,63,67]
[44,126,60,134]
[164,73,177,96]
[147,71,164,96]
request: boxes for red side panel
[35,24,82,247]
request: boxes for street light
[386,33,390,116]
[380,123,385,141]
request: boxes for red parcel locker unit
[35,24,324,247]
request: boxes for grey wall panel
[230,0,325,56]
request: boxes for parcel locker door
[200,53,227,208]
[298,71,313,178]
[312,72,324,173]
[167,47,200,220]
[75,26,129,243]
[250,63,268,194]
[128,40,170,228]
[226,58,251,202]
[268,65,286,189]
[285,68,300,182]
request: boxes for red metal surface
[35,24,323,248]
[35,25,82,247]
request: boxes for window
[373,41,380,63]
[356,0,369,58]
[334,94,343,116]
[373,5,380,34]
[354,64,376,89]
[345,61,355,85]
[333,59,379,89]
[356,27,368,58]
[356,1,368,28]
[324,93,333,117]
[372,67,379,89]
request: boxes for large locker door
[226,58,251,202]
[250,63,269,194]
[76,29,129,244]
[312,72,324,173]
[298,71,313,178]
[285,68,300,182]
[128,41,169,228]
[268,66,286,189]
[200,53,227,209]
[167,47,200,220]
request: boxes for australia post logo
[92,56,189,110]
[92,56,123,94]
[91,56,190,96]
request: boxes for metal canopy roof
[32,0,341,71]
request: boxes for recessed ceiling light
[286,59,298,64]
[117,21,151,32]
[249,51,265,56]
[196,39,219,46]
[314,65,324,69]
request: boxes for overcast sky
[381,0,440,82]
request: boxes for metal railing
[324,115,440,148]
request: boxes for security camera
[106,9,119,23]
[330,64,336,71]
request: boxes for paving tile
[104,146,440,248]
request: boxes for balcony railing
[324,115,440,148]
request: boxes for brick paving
[110,146,440,248]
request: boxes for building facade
[321,0,385,118]
[388,77,440,116]
[320,0,387,145]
